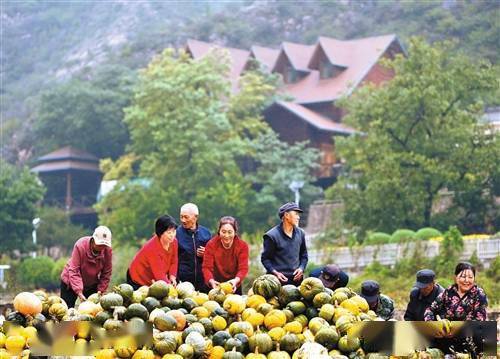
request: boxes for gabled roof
[272,42,316,73]
[308,37,349,69]
[283,34,399,103]
[274,101,356,135]
[186,39,250,86]
[249,45,280,70]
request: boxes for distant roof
[32,146,100,173]
[37,146,99,163]
[273,42,316,73]
[273,101,356,135]
[250,45,280,70]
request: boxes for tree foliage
[0,161,46,253]
[97,49,320,244]
[327,38,499,236]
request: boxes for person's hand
[273,271,288,283]
[97,291,102,296]
[208,279,220,289]
[169,276,177,286]
[77,292,86,302]
[293,268,303,282]
[228,278,240,292]
[196,246,205,257]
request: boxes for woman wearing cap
[424,262,488,321]
[60,225,113,308]
[127,215,178,289]
[202,216,249,294]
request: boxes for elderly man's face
[180,211,198,230]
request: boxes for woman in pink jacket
[60,225,113,308]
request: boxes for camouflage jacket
[375,294,395,320]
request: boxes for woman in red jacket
[202,216,249,294]
[127,215,178,289]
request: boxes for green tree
[34,65,135,159]
[327,38,499,236]
[36,206,87,254]
[0,161,46,253]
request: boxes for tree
[33,65,135,159]
[0,161,46,253]
[97,48,320,244]
[327,38,499,236]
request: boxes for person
[127,215,178,289]
[404,269,444,321]
[60,226,113,308]
[261,202,308,286]
[359,280,394,320]
[309,264,349,290]
[202,216,249,294]
[176,203,211,292]
[424,262,488,321]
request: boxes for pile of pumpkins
[0,275,446,359]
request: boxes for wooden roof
[32,146,100,173]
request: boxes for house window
[284,65,297,84]
[319,61,334,79]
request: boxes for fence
[307,237,500,272]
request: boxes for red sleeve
[202,239,216,284]
[67,242,84,294]
[235,240,249,281]
[168,239,178,279]
[98,248,113,293]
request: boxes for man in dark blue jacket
[404,269,444,321]
[261,202,308,286]
[309,264,349,290]
[176,203,211,292]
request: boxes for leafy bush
[51,257,68,285]
[365,232,391,245]
[16,256,55,289]
[416,227,442,241]
[391,229,417,243]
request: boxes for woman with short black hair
[424,262,488,321]
[127,215,178,289]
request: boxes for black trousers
[60,281,98,308]
[126,270,142,290]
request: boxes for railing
[43,195,97,210]
[307,237,500,272]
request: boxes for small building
[31,146,102,228]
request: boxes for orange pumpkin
[13,292,42,316]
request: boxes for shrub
[51,257,68,285]
[391,229,417,243]
[16,256,55,289]
[365,232,391,245]
[416,227,442,241]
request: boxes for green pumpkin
[223,347,245,359]
[162,297,182,309]
[224,338,244,353]
[304,307,319,320]
[94,310,113,325]
[214,307,230,320]
[212,331,232,347]
[7,311,27,326]
[252,274,282,299]
[141,297,161,313]
[313,292,332,308]
[319,303,335,322]
[248,333,273,354]
[267,344,291,359]
[182,298,198,312]
[184,313,198,325]
[124,303,149,321]
[103,318,124,331]
[314,327,339,350]
[153,313,177,331]
[184,331,206,356]
[148,280,171,300]
[208,287,227,304]
[114,284,134,303]
[113,306,127,321]
[285,301,306,315]
[279,333,300,353]
[153,335,178,355]
[278,285,302,306]
[299,278,324,301]
[198,317,214,336]
[100,293,124,311]
[182,323,205,341]
[233,333,249,352]
[294,314,308,328]
[337,335,361,353]
[176,343,194,359]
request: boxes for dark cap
[360,280,380,303]
[319,264,341,288]
[278,202,303,218]
[414,269,435,289]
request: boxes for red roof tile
[250,45,280,70]
[273,42,316,73]
[275,101,356,135]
